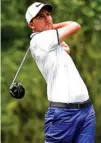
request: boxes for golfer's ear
[28,23,35,29]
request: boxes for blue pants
[44,105,95,143]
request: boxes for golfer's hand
[61,41,70,54]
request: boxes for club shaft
[11,48,30,86]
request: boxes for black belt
[50,99,91,109]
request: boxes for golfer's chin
[45,25,53,30]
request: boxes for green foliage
[1,0,101,143]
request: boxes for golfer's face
[32,8,53,32]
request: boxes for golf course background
[1,0,101,142]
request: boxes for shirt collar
[30,32,38,38]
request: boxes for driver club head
[9,82,25,99]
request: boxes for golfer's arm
[53,21,73,29]
[57,21,81,42]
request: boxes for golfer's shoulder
[30,32,40,46]
[30,30,57,45]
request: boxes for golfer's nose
[44,15,50,21]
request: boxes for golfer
[25,2,96,143]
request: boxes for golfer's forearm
[53,21,78,29]
[58,22,81,42]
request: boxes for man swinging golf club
[10,1,96,143]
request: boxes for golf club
[9,47,30,99]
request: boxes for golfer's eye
[47,12,51,16]
[37,15,44,19]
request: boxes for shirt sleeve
[30,29,59,52]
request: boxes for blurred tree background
[1,0,101,142]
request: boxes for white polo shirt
[30,30,89,103]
